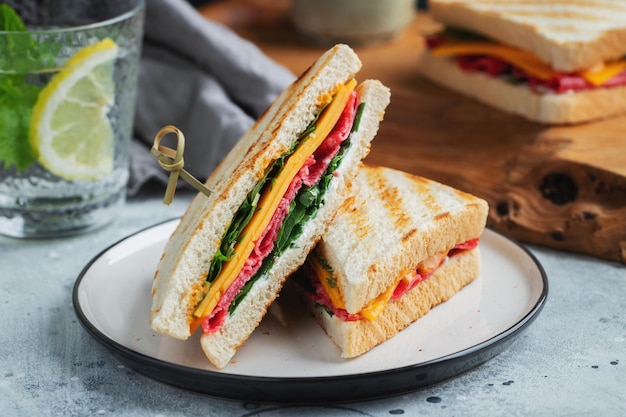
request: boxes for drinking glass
[0,0,145,237]
[292,0,414,46]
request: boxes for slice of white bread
[417,52,626,124]
[303,247,481,358]
[200,79,391,368]
[429,0,626,72]
[296,166,488,358]
[316,165,488,315]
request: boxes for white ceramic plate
[73,219,547,403]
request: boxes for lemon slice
[30,38,118,181]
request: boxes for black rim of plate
[72,219,548,405]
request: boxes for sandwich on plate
[417,0,626,124]
[294,165,489,358]
[150,44,391,369]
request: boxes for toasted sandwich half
[417,0,626,124]
[294,165,488,358]
[150,44,391,369]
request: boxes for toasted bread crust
[417,52,626,124]
[430,0,626,72]
[306,248,482,358]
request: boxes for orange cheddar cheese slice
[430,41,555,80]
[431,41,626,86]
[359,279,400,321]
[580,60,626,86]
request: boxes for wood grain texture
[200,0,626,264]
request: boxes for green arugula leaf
[441,26,489,41]
[317,253,334,275]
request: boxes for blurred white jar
[292,0,415,46]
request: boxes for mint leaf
[0,80,38,170]
[0,4,32,72]
[0,4,49,171]
[0,4,26,31]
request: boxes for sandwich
[150,44,391,369]
[294,165,488,358]
[417,0,626,124]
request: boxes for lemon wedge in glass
[30,38,118,181]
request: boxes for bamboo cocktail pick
[151,125,213,205]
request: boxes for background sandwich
[295,165,488,358]
[417,0,626,124]
[150,44,390,369]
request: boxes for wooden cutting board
[200,0,626,264]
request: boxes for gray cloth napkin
[129,0,295,194]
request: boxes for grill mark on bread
[406,171,444,218]
[453,188,477,202]
[435,212,451,221]
[338,195,356,214]
[243,115,290,169]
[402,228,418,244]
[344,200,373,242]
[366,167,413,233]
